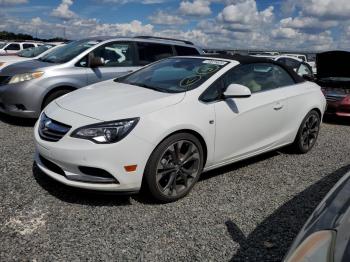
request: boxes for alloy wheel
[300,113,320,150]
[156,140,201,197]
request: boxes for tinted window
[225,63,295,93]
[175,46,200,56]
[200,80,224,102]
[137,42,173,65]
[277,58,300,70]
[92,42,134,67]
[5,44,20,51]
[23,44,35,49]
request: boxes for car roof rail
[135,36,194,45]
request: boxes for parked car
[284,171,350,262]
[34,55,326,202]
[284,53,317,74]
[251,55,314,78]
[317,51,350,118]
[0,36,203,118]
[0,41,42,55]
[0,44,61,70]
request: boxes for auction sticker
[202,60,228,66]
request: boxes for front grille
[38,114,71,142]
[325,95,345,102]
[39,155,66,177]
[0,76,10,86]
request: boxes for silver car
[0,36,203,118]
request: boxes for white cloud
[0,0,27,4]
[179,0,211,16]
[217,0,274,31]
[149,11,187,25]
[51,0,77,20]
[280,17,338,31]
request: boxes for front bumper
[0,80,42,118]
[33,109,155,192]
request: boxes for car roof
[190,54,305,83]
[78,36,200,48]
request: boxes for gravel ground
[1,114,350,262]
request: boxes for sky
[0,0,349,51]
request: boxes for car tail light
[341,95,350,105]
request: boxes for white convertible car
[34,55,326,202]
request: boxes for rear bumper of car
[325,101,350,117]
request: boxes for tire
[143,133,204,203]
[42,89,73,109]
[292,110,321,154]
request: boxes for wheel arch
[157,129,208,167]
[41,86,77,110]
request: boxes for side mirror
[223,84,251,99]
[88,53,104,68]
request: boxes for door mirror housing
[88,53,104,68]
[223,84,252,99]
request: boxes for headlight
[9,71,44,84]
[285,230,335,262]
[71,118,139,144]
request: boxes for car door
[211,63,295,164]
[86,41,139,84]
[4,43,21,54]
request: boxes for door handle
[273,103,284,110]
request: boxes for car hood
[55,80,186,121]
[317,51,350,79]
[0,59,54,76]
[0,56,27,63]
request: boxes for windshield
[39,40,100,63]
[0,43,6,49]
[116,57,228,93]
[18,45,53,58]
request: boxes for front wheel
[292,110,321,154]
[143,133,204,203]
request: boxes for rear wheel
[292,110,321,154]
[42,89,73,109]
[144,133,204,202]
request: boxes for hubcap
[301,114,319,150]
[156,140,200,197]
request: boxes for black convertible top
[198,54,305,83]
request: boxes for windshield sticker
[196,64,220,75]
[180,75,202,87]
[202,60,228,66]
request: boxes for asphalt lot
[1,114,350,261]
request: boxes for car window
[23,44,35,49]
[137,42,173,65]
[200,80,224,102]
[297,63,312,76]
[117,57,228,93]
[5,43,20,51]
[224,63,295,93]
[277,58,300,69]
[39,39,100,64]
[92,42,135,67]
[175,46,200,56]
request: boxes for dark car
[317,51,350,117]
[284,171,350,262]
